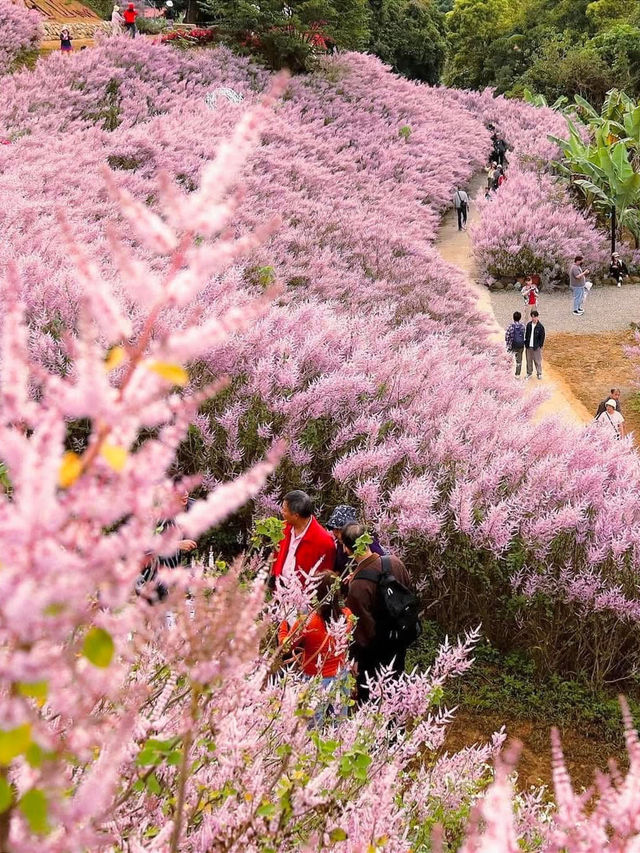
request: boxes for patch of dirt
[544,329,640,443]
[444,711,624,792]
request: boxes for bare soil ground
[544,329,640,443]
[444,712,624,792]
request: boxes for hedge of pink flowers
[0,0,41,76]
[457,88,612,286]
[4,42,640,683]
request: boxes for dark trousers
[125,21,136,37]
[457,205,467,230]
[355,643,407,704]
[514,348,523,376]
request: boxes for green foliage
[250,517,286,551]
[200,0,370,72]
[352,530,373,558]
[369,0,446,84]
[82,627,115,668]
[444,0,640,103]
[18,789,49,835]
[136,17,168,34]
[550,91,640,248]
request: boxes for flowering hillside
[0,0,41,75]
[3,42,640,686]
[5,36,640,850]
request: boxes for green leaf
[17,681,48,702]
[256,801,277,818]
[0,778,13,813]
[146,773,161,795]
[25,743,44,768]
[19,789,49,835]
[329,828,348,842]
[0,724,31,766]
[136,748,162,767]
[82,627,114,668]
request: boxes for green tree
[551,99,640,250]
[369,0,446,83]
[199,0,370,71]
[443,0,513,89]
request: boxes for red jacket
[123,7,137,22]
[272,517,335,582]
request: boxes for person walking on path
[525,310,545,380]
[596,388,622,417]
[609,253,629,287]
[505,310,526,377]
[60,28,73,52]
[595,399,625,439]
[570,255,589,315]
[453,188,470,231]
[342,522,417,703]
[123,3,138,37]
[271,490,336,586]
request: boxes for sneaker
[617,282,621,287]
[573,309,584,315]
[537,374,542,380]
[525,375,531,380]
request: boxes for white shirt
[528,322,536,348]
[596,409,624,437]
[282,518,312,577]
[454,190,469,208]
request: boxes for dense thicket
[444,0,640,106]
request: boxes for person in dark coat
[342,522,413,703]
[524,310,545,380]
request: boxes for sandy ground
[437,175,592,425]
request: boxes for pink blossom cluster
[0,0,41,75]
[471,166,610,286]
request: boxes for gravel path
[488,285,640,335]
[437,174,592,425]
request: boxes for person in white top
[595,399,625,439]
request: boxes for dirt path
[437,175,592,425]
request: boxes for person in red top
[271,490,336,586]
[279,572,354,723]
[278,572,354,677]
[123,3,138,37]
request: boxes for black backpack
[356,556,422,647]
[512,324,525,350]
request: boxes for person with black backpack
[342,522,420,703]
[504,310,526,378]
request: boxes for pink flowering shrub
[4,42,640,687]
[0,0,41,75]
[471,166,609,286]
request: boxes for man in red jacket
[271,490,335,585]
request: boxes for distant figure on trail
[111,4,124,31]
[453,188,469,231]
[595,399,625,439]
[596,388,622,418]
[60,28,73,52]
[123,3,138,37]
[525,309,545,380]
[610,253,628,287]
[569,254,589,316]
[521,275,539,309]
[486,164,495,196]
[163,0,175,20]
[505,310,526,378]
[271,490,336,587]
